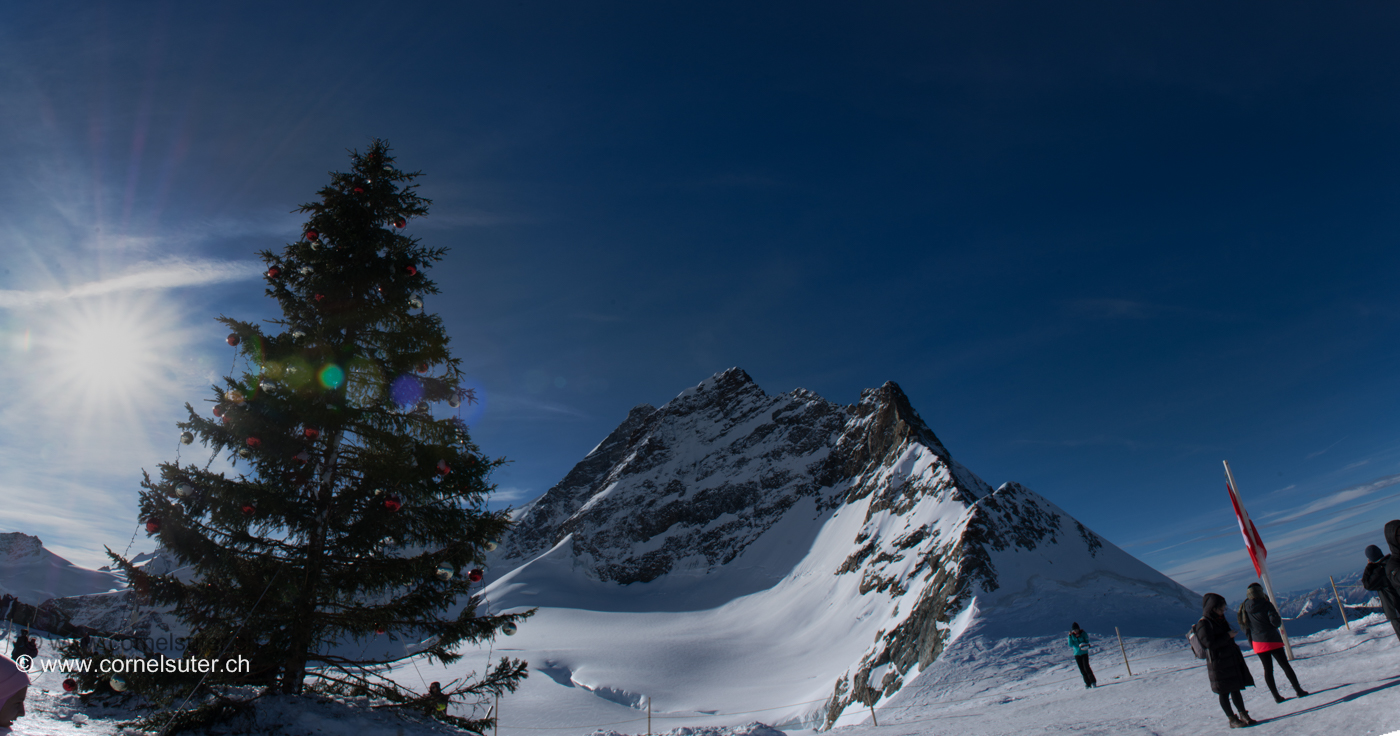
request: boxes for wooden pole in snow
[647,696,651,736]
[1115,627,1133,676]
[868,703,879,727]
[1330,575,1351,631]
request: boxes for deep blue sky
[2,2,1398,597]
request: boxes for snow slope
[472,369,1202,729]
[5,613,1400,735]
[0,533,121,605]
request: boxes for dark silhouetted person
[1195,593,1257,728]
[1364,544,1400,642]
[1237,583,1307,703]
[8,631,35,661]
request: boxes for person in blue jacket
[1069,622,1097,688]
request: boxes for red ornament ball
[306,230,319,241]
[416,363,429,374]
[212,405,225,418]
[314,293,325,302]
[304,427,320,440]
[393,217,407,229]
[246,436,262,448]
[145,517,161,534]
[63,678,77,693]
[353,187,364,194]
[242,504,256,516]
[468,569,483,583]
[384,495,402,512]
[375,625,386,635]
[267,266,281,278]
[437,460,450,475]
[405,264,418,276]
[227,333,240,346]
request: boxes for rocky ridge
[493,368,1201,728]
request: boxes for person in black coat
[1362,544,1400,642]
[9,631,36,661]
[1237,583,1307,703]
[1385,521,1400,607]
[1195,592,1257,728]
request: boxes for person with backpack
[1068,622,1097,689]
[1194,593,1258,728]
[1362,544,1400,642]
[1237,583,1308,703]
[8,631,35,661]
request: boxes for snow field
[6,611,1400,735]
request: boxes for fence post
[1115,627,1132,676]
[647,696,651,736]
[1330,575,1350,631]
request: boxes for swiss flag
[1227,479,1268,577]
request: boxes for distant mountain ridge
[487,368,1203,727]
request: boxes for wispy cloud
[489,394,591,420]
[489,486,536,505]
[1343,459,1371,471]
[0,258,259,309]
[1259,474,1400,525]
[1157,475,1400,592]
[1306,438,1345,460]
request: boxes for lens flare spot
[319,364,345,389]
[282,357,312,389]
[389,374,423,406]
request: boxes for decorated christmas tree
[88,140,532,733]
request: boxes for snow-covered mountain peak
[0,531,45,562]
[0,533,124,627]
[486,369,1201,728]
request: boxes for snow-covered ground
[6,611,1400,735]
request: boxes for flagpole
[1224,461,1294,661]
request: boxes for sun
[40,295,176,410]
